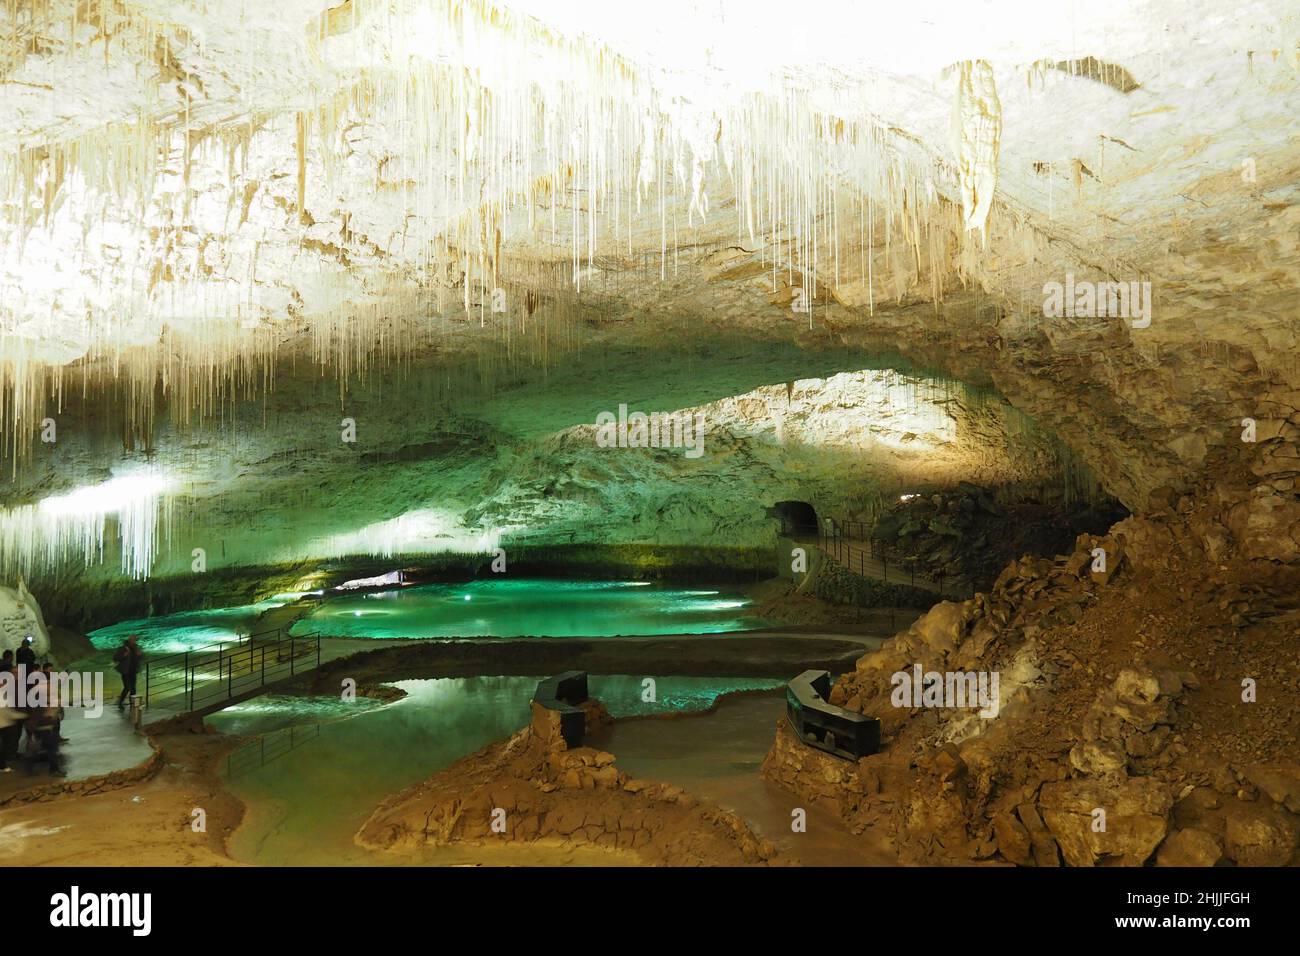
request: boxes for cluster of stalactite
[0,0,988,473]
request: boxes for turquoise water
[289,579,765,639]
[88,579,763,656]
[89,598,290,655]
[208,675,782,865]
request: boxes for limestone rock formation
[0,0,1297,594]
[763,469,1300,866]
[357,695,778,866]
[0,582,51,657]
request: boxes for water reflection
[290,579,766,639]
[207,675,782,865]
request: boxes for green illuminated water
[209,675,782,865]
[289,579,765,639]
[88,598,293,655]
[88,579,762,658]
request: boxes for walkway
[140,628,322,724]
[0,705,153,801]
[797,518,973,601]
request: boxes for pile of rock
[1070,667,1194,778]
[356,695,778,866]
[762,480,1300,867]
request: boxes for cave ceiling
[1,0,1297,579]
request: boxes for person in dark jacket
[114,634,144,710]
[39,663,69,741]
[0,665,22,774]
[15,636,36,669]
[30,706,64,776]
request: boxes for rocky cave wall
[2,321,1103,611]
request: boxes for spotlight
[39,474,171,517]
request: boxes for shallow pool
[289,579,765,639]
[208,675,783,865]
[89,598,292,655]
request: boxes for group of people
[0,636,67,777]
[0,632,145,779]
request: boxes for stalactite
[0,0,1000,577]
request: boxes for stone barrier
[786,669,880,759]
[531,670,590,748]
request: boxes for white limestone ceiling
[0,0,1297,577]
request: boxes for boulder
[1069,740,1127,776]
[992,810,1032,866]
[908,600,969,656]
[1039,777,1172,867]
[1114,669,1161,707]
[1071,667,1182,777]
[1016,803,1062,867]
[1223,802,1300,866]
[1243,764,1300,813]
[1156,828,1222,867]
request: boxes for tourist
[40,663,69,742]
[114,634,144,710]
[0,667,21,774]
[30,706,64,776]
[15,635,36,669]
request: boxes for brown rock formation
[357,698,779,866]
[763,468,1300,866]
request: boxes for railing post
[144,662,150,706]
[290,637,295,676]
[185,652,192,710]
[260,644,265,685]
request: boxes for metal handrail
[142,625,321,711]
[225,723,322,779]
[810,515,972,599]
[142,622,284,673]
